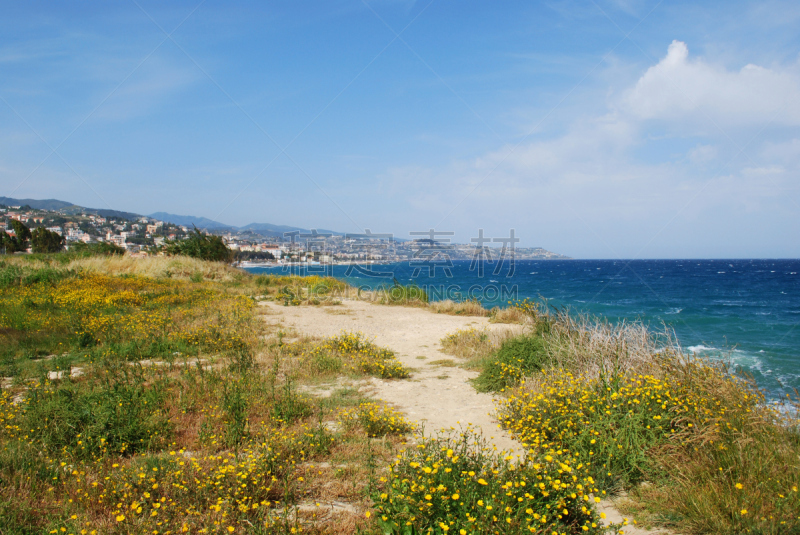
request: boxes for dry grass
[489,306,528,324]
[543,309,677,379]
[438,327,515,367]
[3,253,245,282]
[428,299,489,316]
[484,302,800,534]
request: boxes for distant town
[0,201,569,264]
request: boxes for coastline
[243,258,800,401]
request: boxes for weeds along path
[262,300,525,456]
[265,300,676,535]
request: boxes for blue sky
[1,1,800,258]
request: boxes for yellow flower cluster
[508,298,541,318]
[0,272,256,358]
[76,443,297,533]
[338,401,415,437]
[305,332,410,379]
[7,397,316,534]
[375,427,606,534]
[498,370,700,486]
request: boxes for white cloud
[623,40,800,127]
[367,41,800,257]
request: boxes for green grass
[22,366,172,459]
[473,326,550,393]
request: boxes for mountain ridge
[0,197,343,237]
[149,212,343,237]
[0,196,141,221]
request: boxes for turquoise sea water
[245,259,800,398]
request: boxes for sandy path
[261,299,670,534]
[262,299,524,456]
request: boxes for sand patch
[263,300,523,456]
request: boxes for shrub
[377,283,428,305]
[498,362,800,534]
[270,381,313,425]
[474,330,550,392]
[440,327,505,365]
[374,427,607,535]
[429,298,488,316]
[222,381,249,446]
[164,227,234,262]
[339,401,415,437]
[489,305,528,324]
[306,332,410,379]
[498,370,681,489]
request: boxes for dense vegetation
[439,299,800,535]
[0,255,414,534]
[164,227,234,262]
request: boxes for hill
[0,197,75,211]
[151,213,342,237]
[0,196,142,221]
[1,197,341,236]
[148,212,233,230]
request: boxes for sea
[244,259,800,399]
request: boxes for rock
[323,421,341,432]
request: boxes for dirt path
[263,299,525,456]
[262,299,670,535]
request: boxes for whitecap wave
[687,344,718,353]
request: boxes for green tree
[0,231,13,253]
[10,220,31,245]
[164,227,234,262]
[31,227,66,253]
[1,220,31,253]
